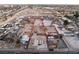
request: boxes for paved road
[0,48,78,54]
[63,35,79,49]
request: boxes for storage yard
[0,5,79,53]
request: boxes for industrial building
[0,5,78,53]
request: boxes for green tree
[63,20,69,26]
[74,11,79,18]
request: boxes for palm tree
[3,13,7,21]
[74,11,79,18]
[74,11,79,27]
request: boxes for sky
[0,0,79,4]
